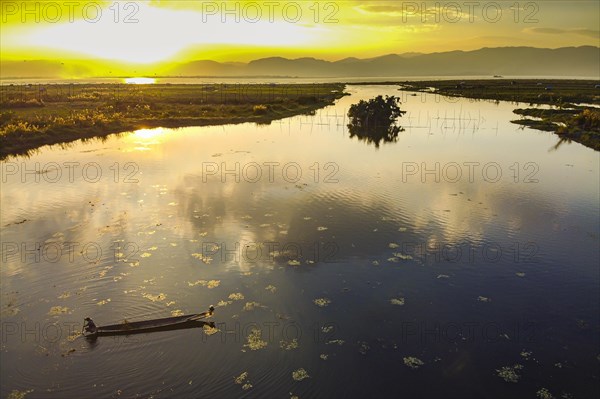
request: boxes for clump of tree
[347,95,406,147]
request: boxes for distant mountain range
[2,46,599,79]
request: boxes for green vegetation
[0,83,347,159]
[347,95,406,148]
[400,79,600,151]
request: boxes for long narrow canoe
[84,308,214,337]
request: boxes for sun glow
[125,77,156,84]
[22,2,318,64]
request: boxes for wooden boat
[83,306,214,337]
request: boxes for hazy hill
[169,46,600,78]
[2,47,598,79]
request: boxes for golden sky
[1,0,598,70]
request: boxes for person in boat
[83,317,97,334]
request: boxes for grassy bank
[400,79,600,150]
[0,83,347,159]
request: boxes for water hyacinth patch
[314,298,331,307]
[188,280,220,288]
[403,357,425,369]
[280,338,299,350]
[536,388,554,399]
[203,324,219,336]
[265,285,277,293]
[243,301,262,311]
[243,329,267,351]
[496,364,524,383]
[48,306,70,315]
[292,368,310,381]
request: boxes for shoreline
[0,83,347,159]
[398,79,600,151]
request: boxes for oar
[188,305,215,321]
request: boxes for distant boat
[493,75,503,78]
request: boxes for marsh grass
[0,83,347,158]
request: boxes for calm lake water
[1,86,599,399]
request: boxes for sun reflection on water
[125,77,156,84]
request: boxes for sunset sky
[1,0,598,74]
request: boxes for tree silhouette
[347,95,406,148]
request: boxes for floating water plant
[358,341,370,355]
[403,357,425,369]
[142,293,166,302]
[229,293,245,301]
[313,298,331,307]
[496,364,523,383]
[243,301,261,311]
[191,253,213,264]
[48,306,69,315]
[392,252,413,260]
[188,280,220,288]
[520,351,532,360]
[292,368,310,381]
[234,372,248,385]
[244,329,267,350]
[206,280,220,289]
[265,285,277,293]
[7,389,34,399]
[203,324,219,336]
[280,338,299,350]
[536,388,554,399]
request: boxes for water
[1,86,599,398]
